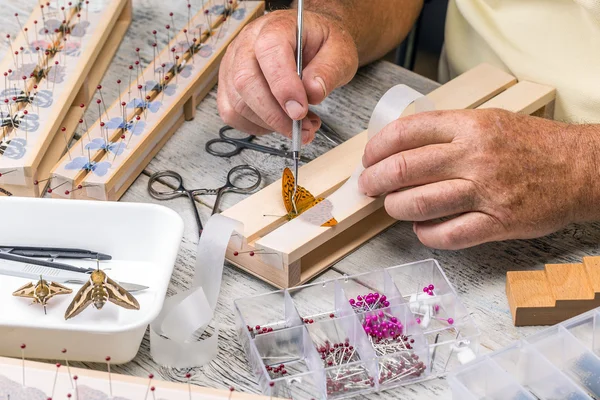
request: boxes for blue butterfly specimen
[198,44,214,59]
[232,8,246,20]
[145,80,177,97]
[65,157,111,177]
[105,117,147,136]
[211,5,225,15]
[127,98,162,113]
[0,138,27,160]
[85,138,126,156]
[162,62,193,79]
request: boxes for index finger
[362,111,459,168]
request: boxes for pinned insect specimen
[282,167,337,227]
[12,275,72,314]
[64,266,140,320]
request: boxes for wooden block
[507,259,600,326]
[544,263,594,301]
[584,257,600,296]
[223,64,555,288]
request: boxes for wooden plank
[477,80,556,115]
[0,356,268,399]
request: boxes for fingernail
[310,119,321,130]
[285,100,304,120]
[302,130,313,144]
[314,76,327,98]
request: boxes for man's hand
[217,10,358,142]
[359,109,600,250]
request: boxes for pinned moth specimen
[64,267,140,320]
[282,167,337,227]
[12,276,72,314]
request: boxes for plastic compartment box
[234,259,480,399]
[0,197,184,363]
[449,307,600,400]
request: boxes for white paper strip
[149,214,243,368]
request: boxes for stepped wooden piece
[222,64,556,288]
[507,256,600,326]
[0,0,131,198]
[0,355,268,399]
[50,1,265,201]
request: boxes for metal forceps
[147,165,261,234]
[206,125,313,162]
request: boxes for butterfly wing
[47,281,73,301]
[105,277,140,310]
[282,167,296,214]
[130,120,146,136]
[105,117,125,130]
[85,138,105,150]
[148,101,162,113]
[91,161,111,177]
[12,282,36,298]
[65,156,88,171]
[64,279,94,320]
[314,198,338,226]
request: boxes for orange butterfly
[282,167,337,227]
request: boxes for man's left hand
[359,109,600,249]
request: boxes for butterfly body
[12,277,72,314]
[64,269,140,320]
[282,168,337,227]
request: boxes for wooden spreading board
[222,64,556,288]
[49,1,265,201]
[0,355,268,399]
[506,256,600,326]
[0,0,131,197]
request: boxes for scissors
[147,165,261,235]
[205,126,313,162]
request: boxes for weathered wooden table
[3,0,600,398]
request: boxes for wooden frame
[49,0,265,201]
[0,355,268,399]
[0,0,131,197]
[506,256,600,326]
[222,64,556,288]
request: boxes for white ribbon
[149,214,243,368]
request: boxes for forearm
[571,123,600,223]
[291,0,423,65]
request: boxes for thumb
[302,18,358,105]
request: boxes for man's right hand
[217,10,359,143]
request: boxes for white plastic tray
[0,197,184,363]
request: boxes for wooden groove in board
[0,0,131,197]
[0,356,268,399]
[507,257,600,326]
[51,1,265,201]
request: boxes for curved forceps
[147,165,261,234]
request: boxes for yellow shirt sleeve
[443,0,600,123]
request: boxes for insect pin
[64,260,140,320]
[12,275,72,314]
